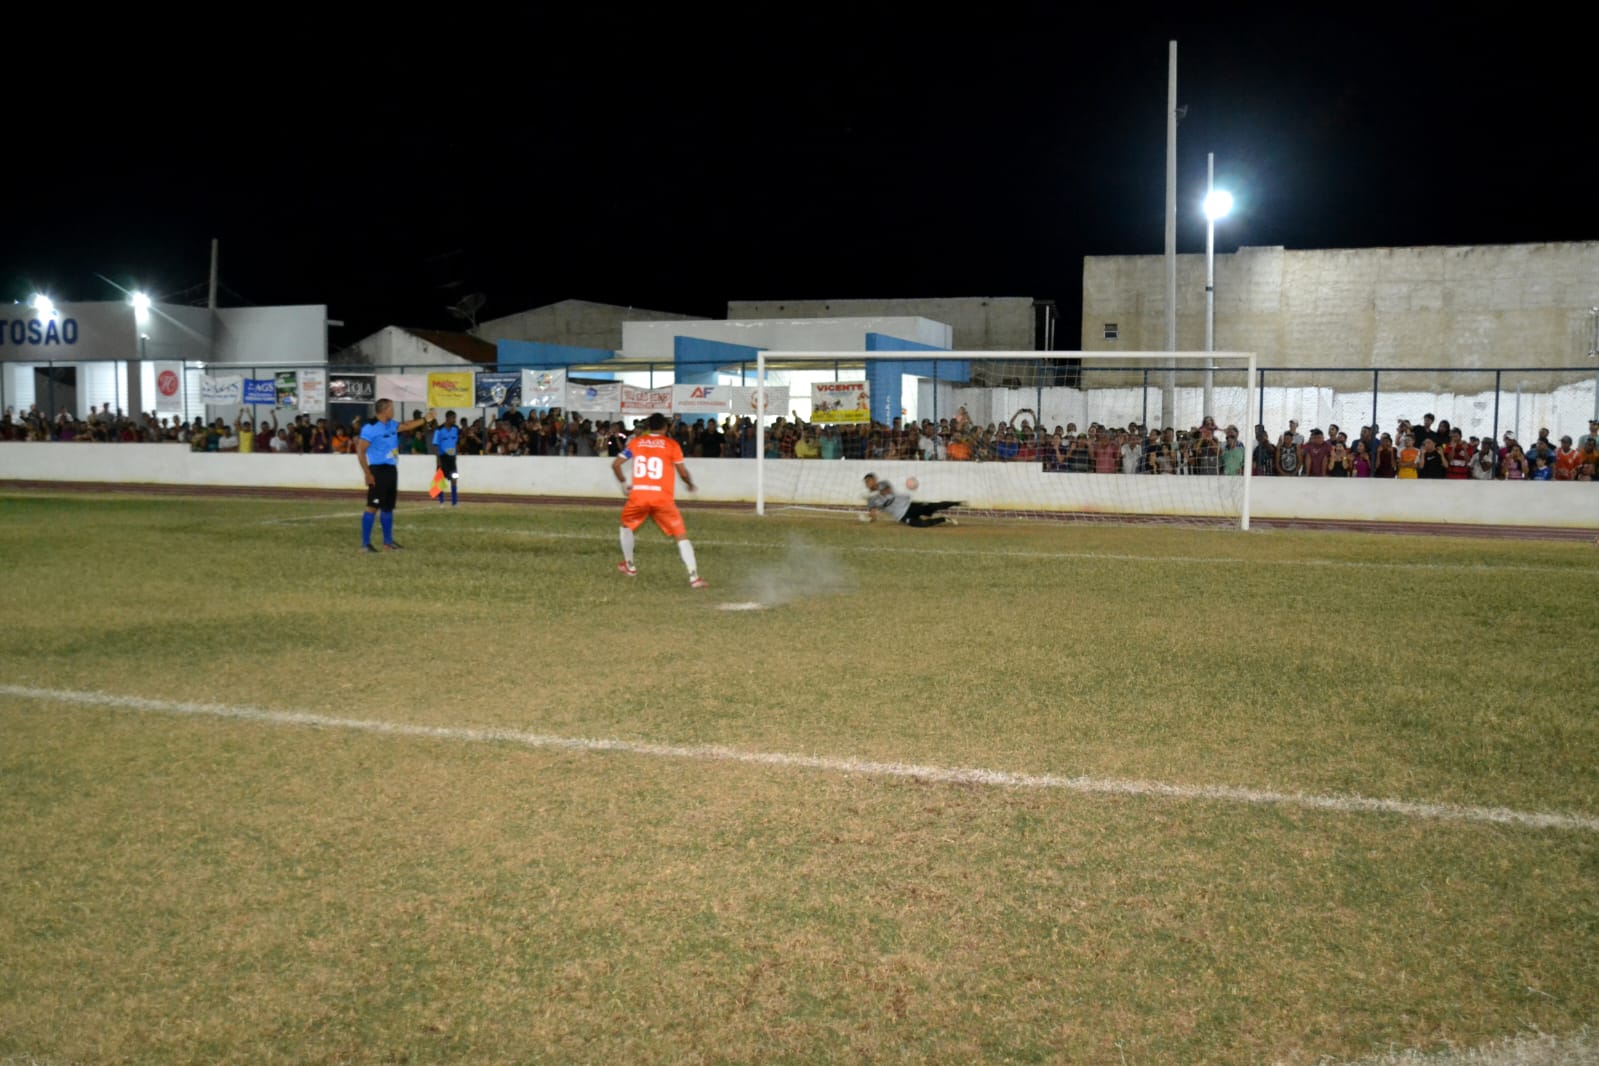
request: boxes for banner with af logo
[671,384,730,414]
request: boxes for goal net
[751,350,1259,530]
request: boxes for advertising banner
[327,374,374,403]
[474,371,522,407]
[621,385,673,415]
[730,385,790,418]
[811,381,870,423]
[520,368,565,408]
[566,381,621,413]
[671,384,731,414]
[200,375,242,405]
[375,374,429,405]
[297,368,326,414]
[426,371,475,408]
[274,371,298,408]
[243,379,277,405]
[153,362,184,414]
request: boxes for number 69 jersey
[621,433,683,498]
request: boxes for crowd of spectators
[6,402,1598,481]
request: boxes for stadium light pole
[1202,153,1234,421]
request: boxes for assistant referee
[357,399,434,552]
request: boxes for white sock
[619,526,635,563]
[677,538,698,577]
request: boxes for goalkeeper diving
[861,473,962,528]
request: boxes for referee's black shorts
[437,454,458,479]
[365,464,398,511]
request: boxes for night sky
[7,9,1594,345]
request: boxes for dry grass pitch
[2,492,1596,1064]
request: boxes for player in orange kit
[611,411,707,588]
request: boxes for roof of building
[401,328,498,364]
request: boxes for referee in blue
[357,399,434,552]
[432,410,461,507]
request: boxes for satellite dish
[447,292,487,329]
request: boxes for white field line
[416,524,1599,577]
[4,684,1597,835]
[259,506,435,525]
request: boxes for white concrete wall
[212,306,327,365]
[341,327,477,370]
[4,444,1595,530]
[474,299,700,351]
[621,317,953,361]
[727,297,1036,351]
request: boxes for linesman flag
[429,469,447,500]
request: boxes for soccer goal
[751,349,1259,530]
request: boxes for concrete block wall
[1082,241,1599,390]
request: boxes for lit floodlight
[131,291,152,325]
[29,293,56,318]
[1203,188,1234,221]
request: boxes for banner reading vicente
[810,381,870,423]
[427,371,475,408]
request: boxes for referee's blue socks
[361,511,376,547]
[380,512,394,544]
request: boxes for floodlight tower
[1202,153,1234,420]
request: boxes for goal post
[751,349,1259,530]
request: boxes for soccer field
[2,492,1597,1065]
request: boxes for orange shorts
[620,495,686,538]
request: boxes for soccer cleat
[946,516,958,526]
[689,576,708,589]
[359,544,377,553]
[617,560,638,577]
[383,541,404,551]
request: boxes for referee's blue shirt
[361,420,400,466]
[432,425,459,455]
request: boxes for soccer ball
[903,476,919,491]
